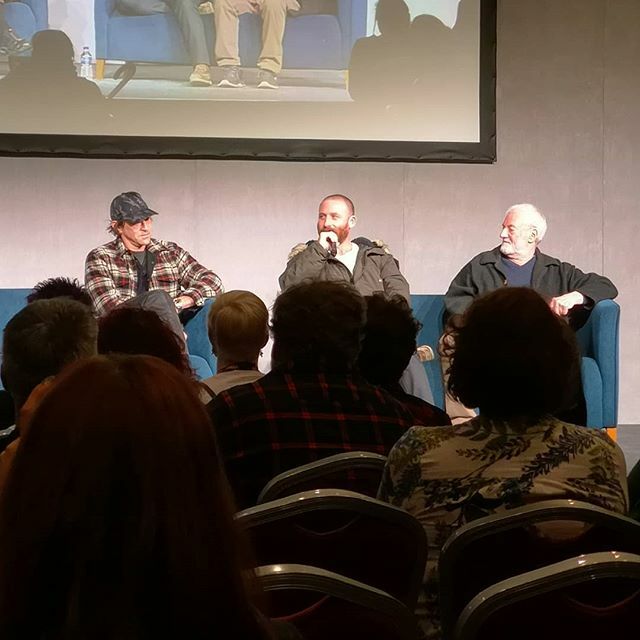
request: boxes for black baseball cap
[110,192,159,223]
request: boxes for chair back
[439,500,640,640]
[237,489,427,609]
[454,551,640,640]
[257,451,387,504]
[258,563,420,640]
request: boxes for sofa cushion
[116,0,168,16]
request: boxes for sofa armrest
[337,0,368,68]
[17,0,48,32]
[94,0,118,59]
[184,298,218,376]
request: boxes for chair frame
[439,500,640,640]
[256,451,387,504]
[257,563,420,640]
[454,551,640,640]
[237,488,427,610]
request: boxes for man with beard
[442,202,618,423]
[279,194,410,300]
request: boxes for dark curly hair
[98,307,193,378]
[446,287,580,419]
[271,281,366,373]
[358,293,420,386]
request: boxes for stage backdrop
[0,0,639,422]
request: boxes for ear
[111,221,122,235]
[348,215,357,229]
[528,228,538,243]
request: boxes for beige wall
[1,0,639,420]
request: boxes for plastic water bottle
[80,46,93,79]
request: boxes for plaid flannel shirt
[207,370,414,509]
[85,237,223,316]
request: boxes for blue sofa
[94,0,366,70]
[0,289,217,387]
[2,0,47,40]
[410,294,620,430]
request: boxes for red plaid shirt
[84,237,223,316]
[207,371,414,508]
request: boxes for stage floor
[0,60,351,103]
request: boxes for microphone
[326,237,338,257]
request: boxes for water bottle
[80,46,93,79]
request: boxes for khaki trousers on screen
[214,0,300,74]
[439,333,477,424]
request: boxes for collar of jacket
[114,237,166,256]
[481,246,561,269]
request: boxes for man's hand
[318,231,339,254]
[174,295,195,311]
[549,291,585,316]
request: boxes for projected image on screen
[0,0,485,149]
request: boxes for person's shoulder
[353,237,395,256]
[150,239,183,253]
[86,239,118,258]
[287,240,315,261]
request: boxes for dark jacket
[279,237,410,302]
[444,247,618,319]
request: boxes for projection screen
[0,0,496,161]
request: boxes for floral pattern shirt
[378,415,628,639]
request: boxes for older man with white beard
[442,202,618,423]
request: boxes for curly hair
[271,281,366,373]
[446,288,580,419]
[98,307,193,378]
[358,293,420,386]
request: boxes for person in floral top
[379,287,628,639]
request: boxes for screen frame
[0,0,496,163]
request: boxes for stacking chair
[237,489,427,610]
[454,551,640,640]
[258,563,420,640]
[438,499,640,639]
[257,451,388,504]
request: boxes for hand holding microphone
[319,231,339,257]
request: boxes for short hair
[207,291,268,364]
[359,294,420,386]
[446,288,580,419]
[505,203,548,242]
[98,306,193,378]
[271,281,366,373]
[321,194,356,217]
[376,0,411,33]
[0,355,271,639]
[1,299,98,411]
[26,276,92,307]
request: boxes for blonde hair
[207,291,269,364]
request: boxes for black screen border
[0,0,496,163]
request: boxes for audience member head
[271,281,366,373]
[26,276,92,307]
[29,30,76,76]
[359,294,420,387]
[0,355,272,639]
[446,288,580,420]
[1,299,97,413]
[207,291,269,370]
[376,0,411,36]
[98,307,193,378]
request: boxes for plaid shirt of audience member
[85,237,223,316]
[207,370,415,509]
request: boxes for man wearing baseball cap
[84,192,223,318]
